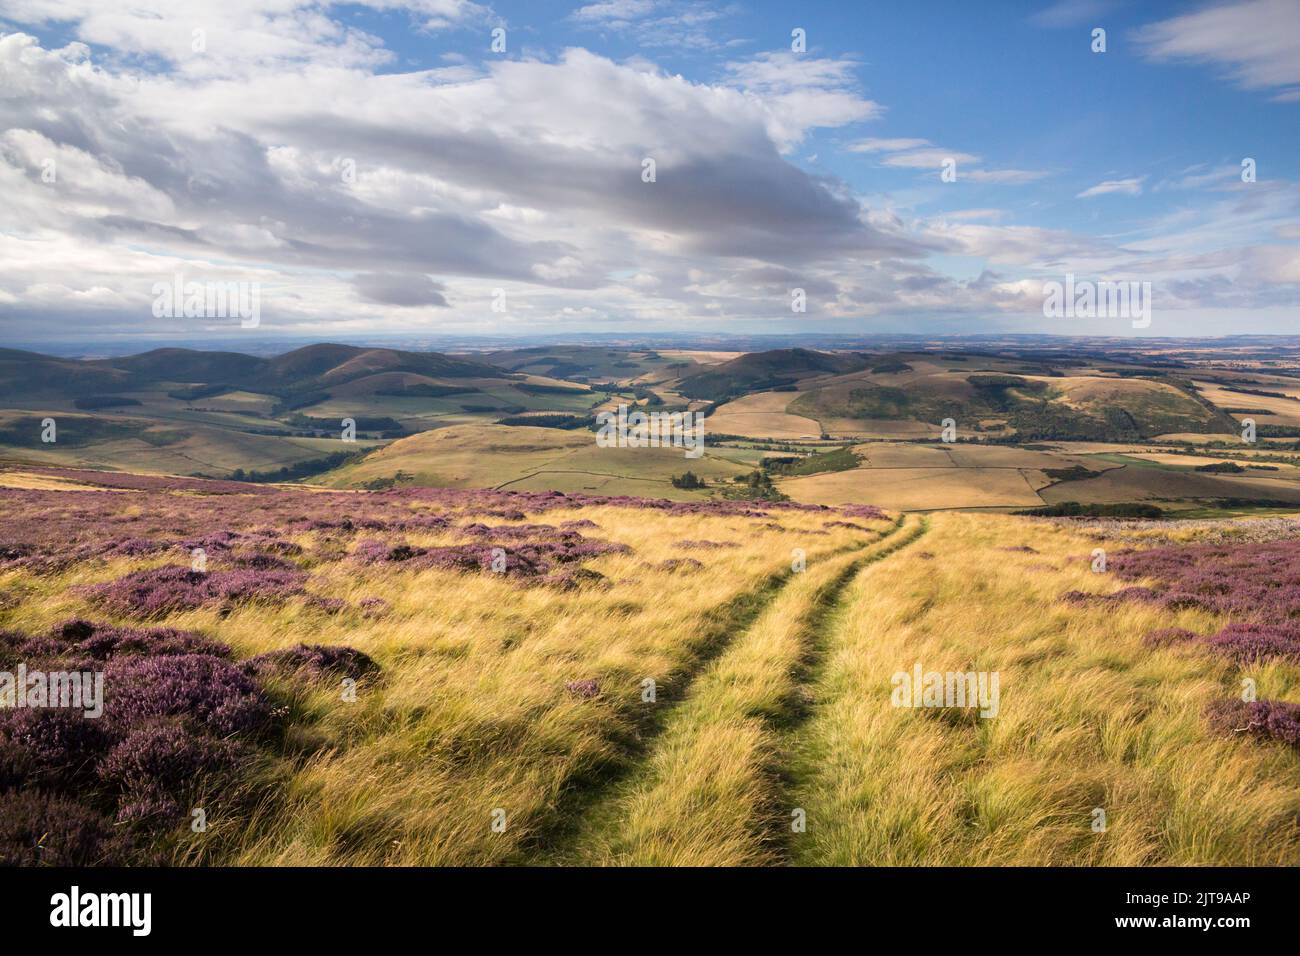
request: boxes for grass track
[544,514,924,865]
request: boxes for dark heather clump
[0,617,375,862]
[655,557,704,574]
[80,565,307,617]
[0,651,261,855]
[1059,586,1160,607]
[104,654,272,737]
[98,723,243,821]
[353,531,629,585]
[37,619,228,662]
[675,540,737,551]
[0,708,112,791]
[1203,623,1300,664]
[1063,538,1300,664]
[838,504,888,520]
[0,790,127,866]
[359,597,390,618]
[1205,699,1300,749]
[303,594,348,614]
[245,643,379,682]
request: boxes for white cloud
[1076,177,1144,198]
[847,137,930,153]
[1030,0,1116,29]
[0,5,1293,339]
[571,0,658,23]
[1136,0,1300,97]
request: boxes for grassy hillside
[788,371,1227,441]
[317,424,752,498]
[3,470,1297,866]
[675,348,871,401]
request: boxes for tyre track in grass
[777,514,932,866]
[535,515,911,865]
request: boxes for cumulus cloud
[352,272,450,307]
[0,3,1294,340]
[0,27,930,338]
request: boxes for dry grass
[554,516,923,865]
[129,505,877,865]
[787,512,1300,865]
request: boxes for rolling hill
[674,348,872,401]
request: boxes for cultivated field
[318,424,752,498]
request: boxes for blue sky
[0,0,1297,343]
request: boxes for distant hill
[1,344,506,400]
[789,370,1232,440]
[675,348,871,401]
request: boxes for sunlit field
[2,466,1296,866]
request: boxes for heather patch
[229,551,301,572]
[245,643,379,682]
[104,654,272,736]
[2,620,223,669]
[838,504,888,520]
[1056,515,1300,546]
[353,531,629,585]
[675,539,737,551]
[1107,540,1300,620]
[303,594,348,614]
[0,616,376,862]
[358,596,390,618]
[0,476,878,580]
[80,565,307,617]
[1205,698,1300,749]
[654,557,704,574]
[541,567,610,591]
[822,520,871,532]
[0,650,265,857]
[0,790,128,866]
[565,678,601,699]
[1062,537,1300,664]
[1203,623,1300,663]
[98,723,244,821]
[1059,586,1160,607]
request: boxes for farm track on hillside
[777,516,932,866]
[532,514,925,865]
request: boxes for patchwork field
[317,424,752,498]
[706,391,822,440]
[780,465,1046,510]
[1192,381,1300,426]
[3,466,1297,867]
